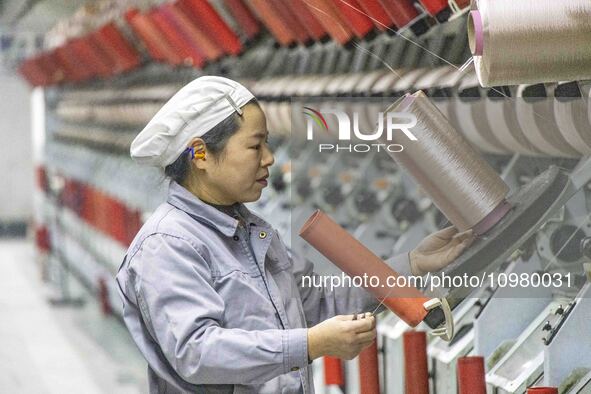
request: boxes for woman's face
[194,103,274,205]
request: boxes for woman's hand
[307,313,376,361]
[409,226,474,276]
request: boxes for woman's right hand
[307,313,376,361]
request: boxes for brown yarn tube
[303,0,354,45]
[299,210,429,326]
[248,0,296,46]
[403,331,429,394]
[324,356,344,386]
[527,388,558,394]
[457,356,486,394]
[387,91,511,234]
[359,341,380,394]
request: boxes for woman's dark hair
[164,112,241,184]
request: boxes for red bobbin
[323,356,344,386]
[527,388,558,394]
[403,331,429,394]
[457,356,486,394]
[359,340,380,394]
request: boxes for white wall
[0,73,33,221]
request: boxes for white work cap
[130,76,255,167]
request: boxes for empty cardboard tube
[41,51,65,84]
[356,0,396,31]
[165,2,223,62]
[70,37,112,78]
[331,0,375,39]
[179,0,242,56]
[248,0,297,46]
[286,0,327,41]
[126,10,182,64]
[359,340,380,394]
[299,209,429,326]
[457,356,486,394]
[54,46,89,82]
[92,23,141,72]
[323,356,344,386]
[527,388,558,394]
[18,58,45,86]
[418,0,449,17]
[269,0,311,45]
[303,0,354,45]
[222,0,261,40]
[150,7,206,68]
[403,331,429,394]
[378,0,420,29]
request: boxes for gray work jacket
[116,181,411,393]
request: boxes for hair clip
[225,94,243,116]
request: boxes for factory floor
[0,239,147,394]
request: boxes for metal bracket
[423,163,591,330]
[424,297,455,342]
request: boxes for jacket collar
[166,181,269,237]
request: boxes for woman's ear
[188,137,207,159]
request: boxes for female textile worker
[116,76,472,394]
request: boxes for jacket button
[290,367,299,372]
[233,235,239,241]
[259,231,267,239]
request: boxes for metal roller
[55,102,162,127]
[57,84,179,104]
[265,77,292,136]
[391,68,431,96]
[317,74,357,132]
[362,70,406,134]
[276,76,306,136]
[262,100,280,136]
[319,74,363,136]
[482,85,540,155]
[369,71,401,96]
[254,78,276,136]
[413,66,457,93]
[427,67,465,119]
[250,77,274,98]
[55,103,93,123]
[553,81,591,156]
[291,75,334,137]
[324,74,350,97]
[348,69,390,132]
[276,101,292,136]
[450,72,508,154]
[289,75,315,136]
[93,104,161,126]
[352,69,389,96]
[410,66,458,128]
[54,124,134,152]
[515,84,580,158]
[337,72,366,95]
[339,73,369,131]
[304,74,335,97]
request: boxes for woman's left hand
[409,226,475,276]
